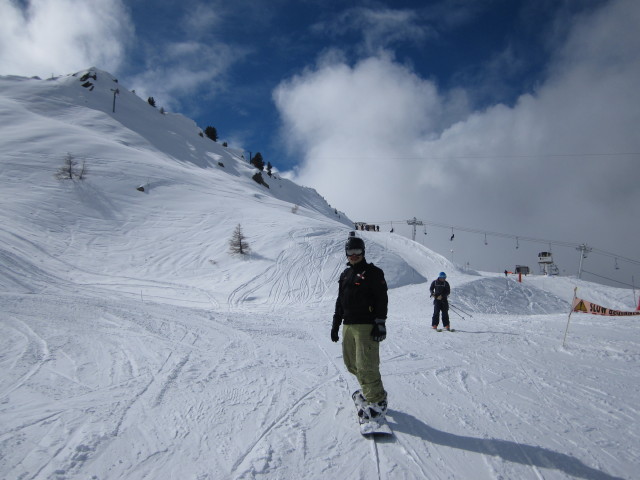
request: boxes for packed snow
[1,69,638,480]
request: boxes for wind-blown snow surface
[1,70,639,480]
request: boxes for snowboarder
[331,233,388,423]
[430,272,451,330]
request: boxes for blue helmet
[438,272,447,279]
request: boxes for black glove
[371,318,386,342]
[331,316,341,342]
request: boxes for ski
[435,328,455,332]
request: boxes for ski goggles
[346,249,363,256]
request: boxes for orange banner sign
[572,297,640,316]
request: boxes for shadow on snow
[388,410,623,480]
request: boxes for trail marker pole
[563,287,578,347]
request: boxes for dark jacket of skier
[429,278,450,300]
[334,260,388,325]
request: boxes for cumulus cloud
[0,0,133,77]
[276,0,640,274]
[274,52,467,216]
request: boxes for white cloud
[182,2,222,34]
[0,0,133,77]
[314,6,434,55]
[123,2,250,119]
[275,0,640,272]
[127,39,246,116]
[274,52,459,216]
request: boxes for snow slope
[1,69,638,480]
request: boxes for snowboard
[353,392,392,436]
[359,415,393,436]
[435,328,455,332]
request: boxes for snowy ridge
[1,70,638,480]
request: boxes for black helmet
[345,234,365,256]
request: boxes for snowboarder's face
[347,250,363,265]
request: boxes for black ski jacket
[429,279,450,299]
[334,259,388,325]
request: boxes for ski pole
[450,303,473,318]
[449,302,470,314]
[449,307,465,320]
[453,303,472,316]
[451,306,470,318]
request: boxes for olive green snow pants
[342,324,386,404]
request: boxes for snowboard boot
[352,389,367,417]
[352,389,367,407]
[360,392,388,422]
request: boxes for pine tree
[205,126,218,141]
[229,224,250,255]
[251,152,264,171]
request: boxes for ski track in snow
[2,238,636,479]
[227,228,343,312]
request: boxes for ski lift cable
[369,219,579,247]
[366,218,640,266]
[589,248,640,266]
[581,270,637,288]
[308,152,640,161]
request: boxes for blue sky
[2,0,640,288]
[122,0,594,169]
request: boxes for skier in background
[430,272,451,330]
[331,233,388,422]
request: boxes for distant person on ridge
[430,272,451,330]
[331,233,389,423]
